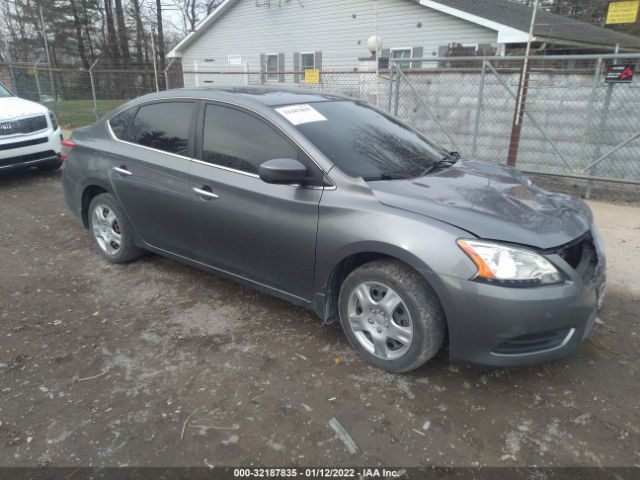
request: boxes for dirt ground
[0,168,639,468]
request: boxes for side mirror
[259,158,307,185]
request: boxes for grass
[45,99,126,129]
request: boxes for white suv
[0,81,63,172]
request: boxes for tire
[88,193,144,264]
[38,160,63,171]
[338,259,446,373]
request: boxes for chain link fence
[6,59,184,126]
[3,54,640,188]
[389,54,640,187]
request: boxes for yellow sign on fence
[305,69,320,84]
[606,1,639,24]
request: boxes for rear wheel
[88,193,143,263]
[338,259,446,372]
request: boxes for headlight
[48,111,59,130]
[457,239,562,286]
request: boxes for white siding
[180,0,498,79]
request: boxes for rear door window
[130,102,195,156]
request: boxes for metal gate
[388,53,640,187]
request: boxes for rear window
[130,102,195,156]
[109,108,135,140]
[275,101,446,180]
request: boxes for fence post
[582,57,602,198]
[34,60,43,104]
[387,62,394,113]
[8,62,17,94]
[39,5,56,102]
[506,58,531,167]
[89,57,100,120]
[589,50,619,195]
[393,64,400,116]
[150,24,160,92]
[164,58,175,90]
[486,61,574,171]
[472,60,486,158]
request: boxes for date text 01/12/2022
[232,467,405,478]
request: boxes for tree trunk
[104,0,120,65]
[155,0,166,72]
[80,0,96,61]
[114,0,130,64]
[131,0,145,68]
[190,0,196,31]
[104,0,120,97]
[69,0,90,69]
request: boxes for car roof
[131,86,352,108]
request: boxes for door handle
[193,187,220,200]
[113,166,132,176]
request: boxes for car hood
[0,97,48,121]
[367,160,592,250]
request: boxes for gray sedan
[62,88,606,372]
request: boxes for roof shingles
[432,0,640,49]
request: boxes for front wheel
[338,259,446,372]
[88,193,143,264]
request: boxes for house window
[390,48,413,69]
[301,52,315,71]
[266,54,279,81]
[458,44,478,56]
[445,44,478,57]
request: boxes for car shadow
[0,167,62,186]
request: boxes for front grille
[0,136,48,151]
[558,239,583,269]
[493,327,573,355]
[0,115,48,136]
[557,233,598,283]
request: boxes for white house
[167,0,640,86]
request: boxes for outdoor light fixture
[367,35,382,55]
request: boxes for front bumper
[426,228,606,367]
[0,128,62,170]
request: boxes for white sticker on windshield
[275,104,327,126]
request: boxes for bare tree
[156,0,166,70]
[104,0,120,64]
[69,0,90,69]
[171,0,224,36]
[114,0,131,63]
[130,0,148,68]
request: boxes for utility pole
[39,5,57,102]
[150,23,159,92]
[507,0,539,167]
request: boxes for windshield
[0,82,13,97]
[277,100,449,180]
